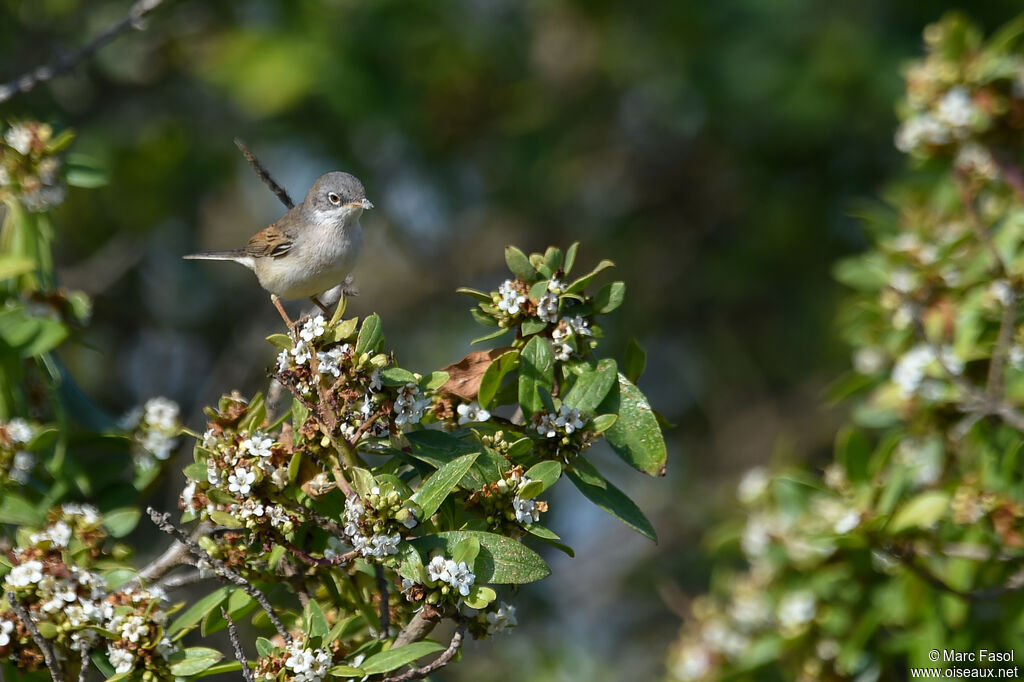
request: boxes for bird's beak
[361,198,375,210]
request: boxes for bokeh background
[2,0,1022,678]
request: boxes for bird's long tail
[182,249,255,270]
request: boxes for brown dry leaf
[438,347,511,402]
[992,504,1024,549]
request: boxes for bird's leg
[310,296,332,317]
[271,294,294,329]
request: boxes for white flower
[445,559,475,597]
[536,412,559,438]
[317,345,349,377]
[5,418,33,443]
[935,86,976,135]
[554,404,584,433]
[894,113,950,152]
[144,397,180,430]
[276,349,291,371]
[456,401,490,425]
[852,347,886,375]
[156,636,176,659]
[0,619,13,647]
[268,505,290,528]
[565,315,592,336]
[486,602,518,635]
[777,591,816,630]
[6,560,44,588]
[323,536,348,560]
[272,466,290,489]
[291,340,312,365]
[121,615,149,643]
[991,280,1015,306]
[891,344,962,398]
[833,510,860,534]
[955,142,997,179]
[63,503,100,525]
[369,533,401,557]
[300,315,327,342]
[43,521,72,547]
[497,280,526,315]
[537,293,559,323]
[10,451,34,483]
[228,467,256,496]
[368,369,383,392]
[551,341,572,362]
[737,467,769,504]
[141,430,176,460]
[394,382,429,427]
[427,555,450,583]
[181,481,196,509]
[547,278,564,293]
[107,646,136,674]
[671,644,713,681]
[4,124,33,155]
[240,432,274,458]
[512,496,541,524]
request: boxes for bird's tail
[183,249,255,269]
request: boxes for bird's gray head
[304,171,373,226]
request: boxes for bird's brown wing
[244,216,298,259]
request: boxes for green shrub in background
[0,112,666,680]
[667,13,1024,682]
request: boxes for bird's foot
[271,294,295,330]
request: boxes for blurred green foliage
[2,0,1024,679]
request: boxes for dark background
[2,1,1020,678]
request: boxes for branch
[221,608,256,682]
[135,522,212,584]
[0,0,167,104]
[234,138,294,209]
[392,610,438,648]
[381,619,467,682]
[956,170,1007,277]
[881,544,1024,602]
[375,565,390,638]
[77,649,90,682]
[146,508,293,645]
[6,591,64,682]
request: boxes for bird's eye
[328,192,341,205]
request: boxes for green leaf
[523,461,562,497]
[355,314,383,355]
[597,374,667,477]
[305,599,330,638]
[410,452,479,519]
[504,245,537,282]
[0,256,35,281]
[255,637,276,657]
[590,413,617,434]
[563,358,618,413]
[102,507,142,538]
[379,366,417,386]
[0,308,68,357]
[890,491,950,532]
[422,371,450,391]
[266,333,292,350]
[456,287,493,303]
[478,350,519,408]
[359,641,446,675]
[623,338,647,383]
[470,307,499,327]
[328,664,365,677]
[518,336,554,416]
[209,510,244,528]
[543,246,563,275]
[194,662,243,678]
[168,587,231,635]
[520,317,548,336]
[464,585,497,609]
[65,153,108,188]
[0,493,44,525]
[471,326,511,345]
[564,242,579,275]
[410,531,550,583]
[833,254,889,292]
[452,535,481,566]
[566,259,614,293]
[593,281,626,314]
[567,459,657,542]
[168,647,223,676]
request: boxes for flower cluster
[426,554,476,597]
[0,121,70,212]
[1,417,37,485]
[121,396,182,468]
[252,637,336,682]
[467,465,549,530]
[0,506,181,678]
[341,481,419,562]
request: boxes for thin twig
[234,138,294,209]
[956,170,1007,277]
[77,649,90,682]
[147,508,293,644]
[881,545,1024,602]
[6,591,64,682]
[381,619,468,682]
[222,608,256,682]
[156,569,208,590]
[135,522,212,584]
[987,286,1019,399]
[349,406,388,448]
[0,0,167,103]
[266,532,358,567]
[375,565,390,638]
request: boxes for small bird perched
[184,171,372,315]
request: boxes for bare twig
[956,171,1007,277]
[381,619,468,682]
[147,508,293,644]
[266,532,357,568]
[77,650,90,682]
[375,565,390,638]
[349,406,388,448]
[234,138,294,209]
[222,608,256,682]
[393,610,438,648]
[0,0,167,103]
[135,522,212,584]
[156,569,208,590]
[6,591,64,682]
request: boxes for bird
[184,171,372,320]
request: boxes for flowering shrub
[0,114,667,679]
[666,13,1024,681]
